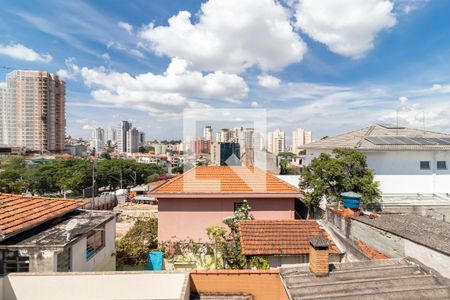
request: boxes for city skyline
[1,1,450,141]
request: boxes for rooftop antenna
[422,110,426,136]
[396,108,399,136]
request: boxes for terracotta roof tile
[152,166,301,195]
[238,220,341,255]
[0,193,86,241]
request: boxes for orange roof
[151,166,301,196]
[238,220,341,255]
[0,193,85,241]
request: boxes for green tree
[300,148,381,218]
[116,219,158,266]
[0,156,28,193]
[221,200,251,269]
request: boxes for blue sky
[1,0,450,141]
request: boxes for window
[0,251,29,275]
[420,161,431,170]
[437,161,447,170]
[86,228,105,260]
[234,202,243,211]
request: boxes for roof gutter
[151,192,303,199]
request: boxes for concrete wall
[70,218,116,272]
[305,150,450,194]
[404,240,450,278]
[190,270,289,300]
[158,197,295,242]
[16,249,58,273]
[1,272,187,300]
[327,211,450,278]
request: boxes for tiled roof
[151,166,301,195]
[0,193,85,241]
[303,124,450,151]
[238,220,341,255]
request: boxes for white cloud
[0,43,52,62]
[0,82,5,88]
[257,75,281,89]
[107,41,144,58]
[138,0,306,73]
[56,58,79,81]
[251,101,260,108]
[63,57,248,117]
[129,49,144,58]
[101,52,111,62]
[399,96,408,105]
[295,0,396,58]
[118,21,133,34]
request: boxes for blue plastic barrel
[147,251,163,270]
[341,192,361,209]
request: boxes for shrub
[116,218,158,266]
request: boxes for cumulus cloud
[60,57,248,117]
[138,0,306,73]
[251,101,260,108]
[118,21,133,34]
[0,43,52,62]
[257,75,281,89]
[295,0,396,58]
[56,58,79,80]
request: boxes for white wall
[367,151,450,194]
[305,150,450,194]
[2,272,188,300]
[70,218,116,272]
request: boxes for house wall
[327,211,450,278]
[70,218,116,272]
[190,270,289,300]
[366,151,450,194]
[158,197,295,242]
[305,150,450,194]
[1,272,188,300]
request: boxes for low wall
[190,270,289,300]
[327,210,450,278]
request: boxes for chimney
[309,236,329,276]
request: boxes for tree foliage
[116,219,158,266]
[0,156,164,196]
[300,149,381,217]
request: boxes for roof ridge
[150,167,197,193]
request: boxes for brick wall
[190,270,289,300]
[309,246,329,276]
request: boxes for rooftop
[0,210,115,248]
[281,258,450,299]
[151,166,301,197]
[238,220,341,255]
[0,193,86,241]
[303,124,450,151]
[355,213,450,256]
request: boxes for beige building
[0,70,65,152]
[268,129,286,155]
[292,128,312,153]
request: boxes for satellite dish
[65,219,78,232]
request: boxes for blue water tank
[341,192,361,209]
[147,251,163,270]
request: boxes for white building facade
[303,124,450,194]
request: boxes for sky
[1,0,450,142]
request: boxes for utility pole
[92,148,97,209]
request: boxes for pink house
[151,166,303,242]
